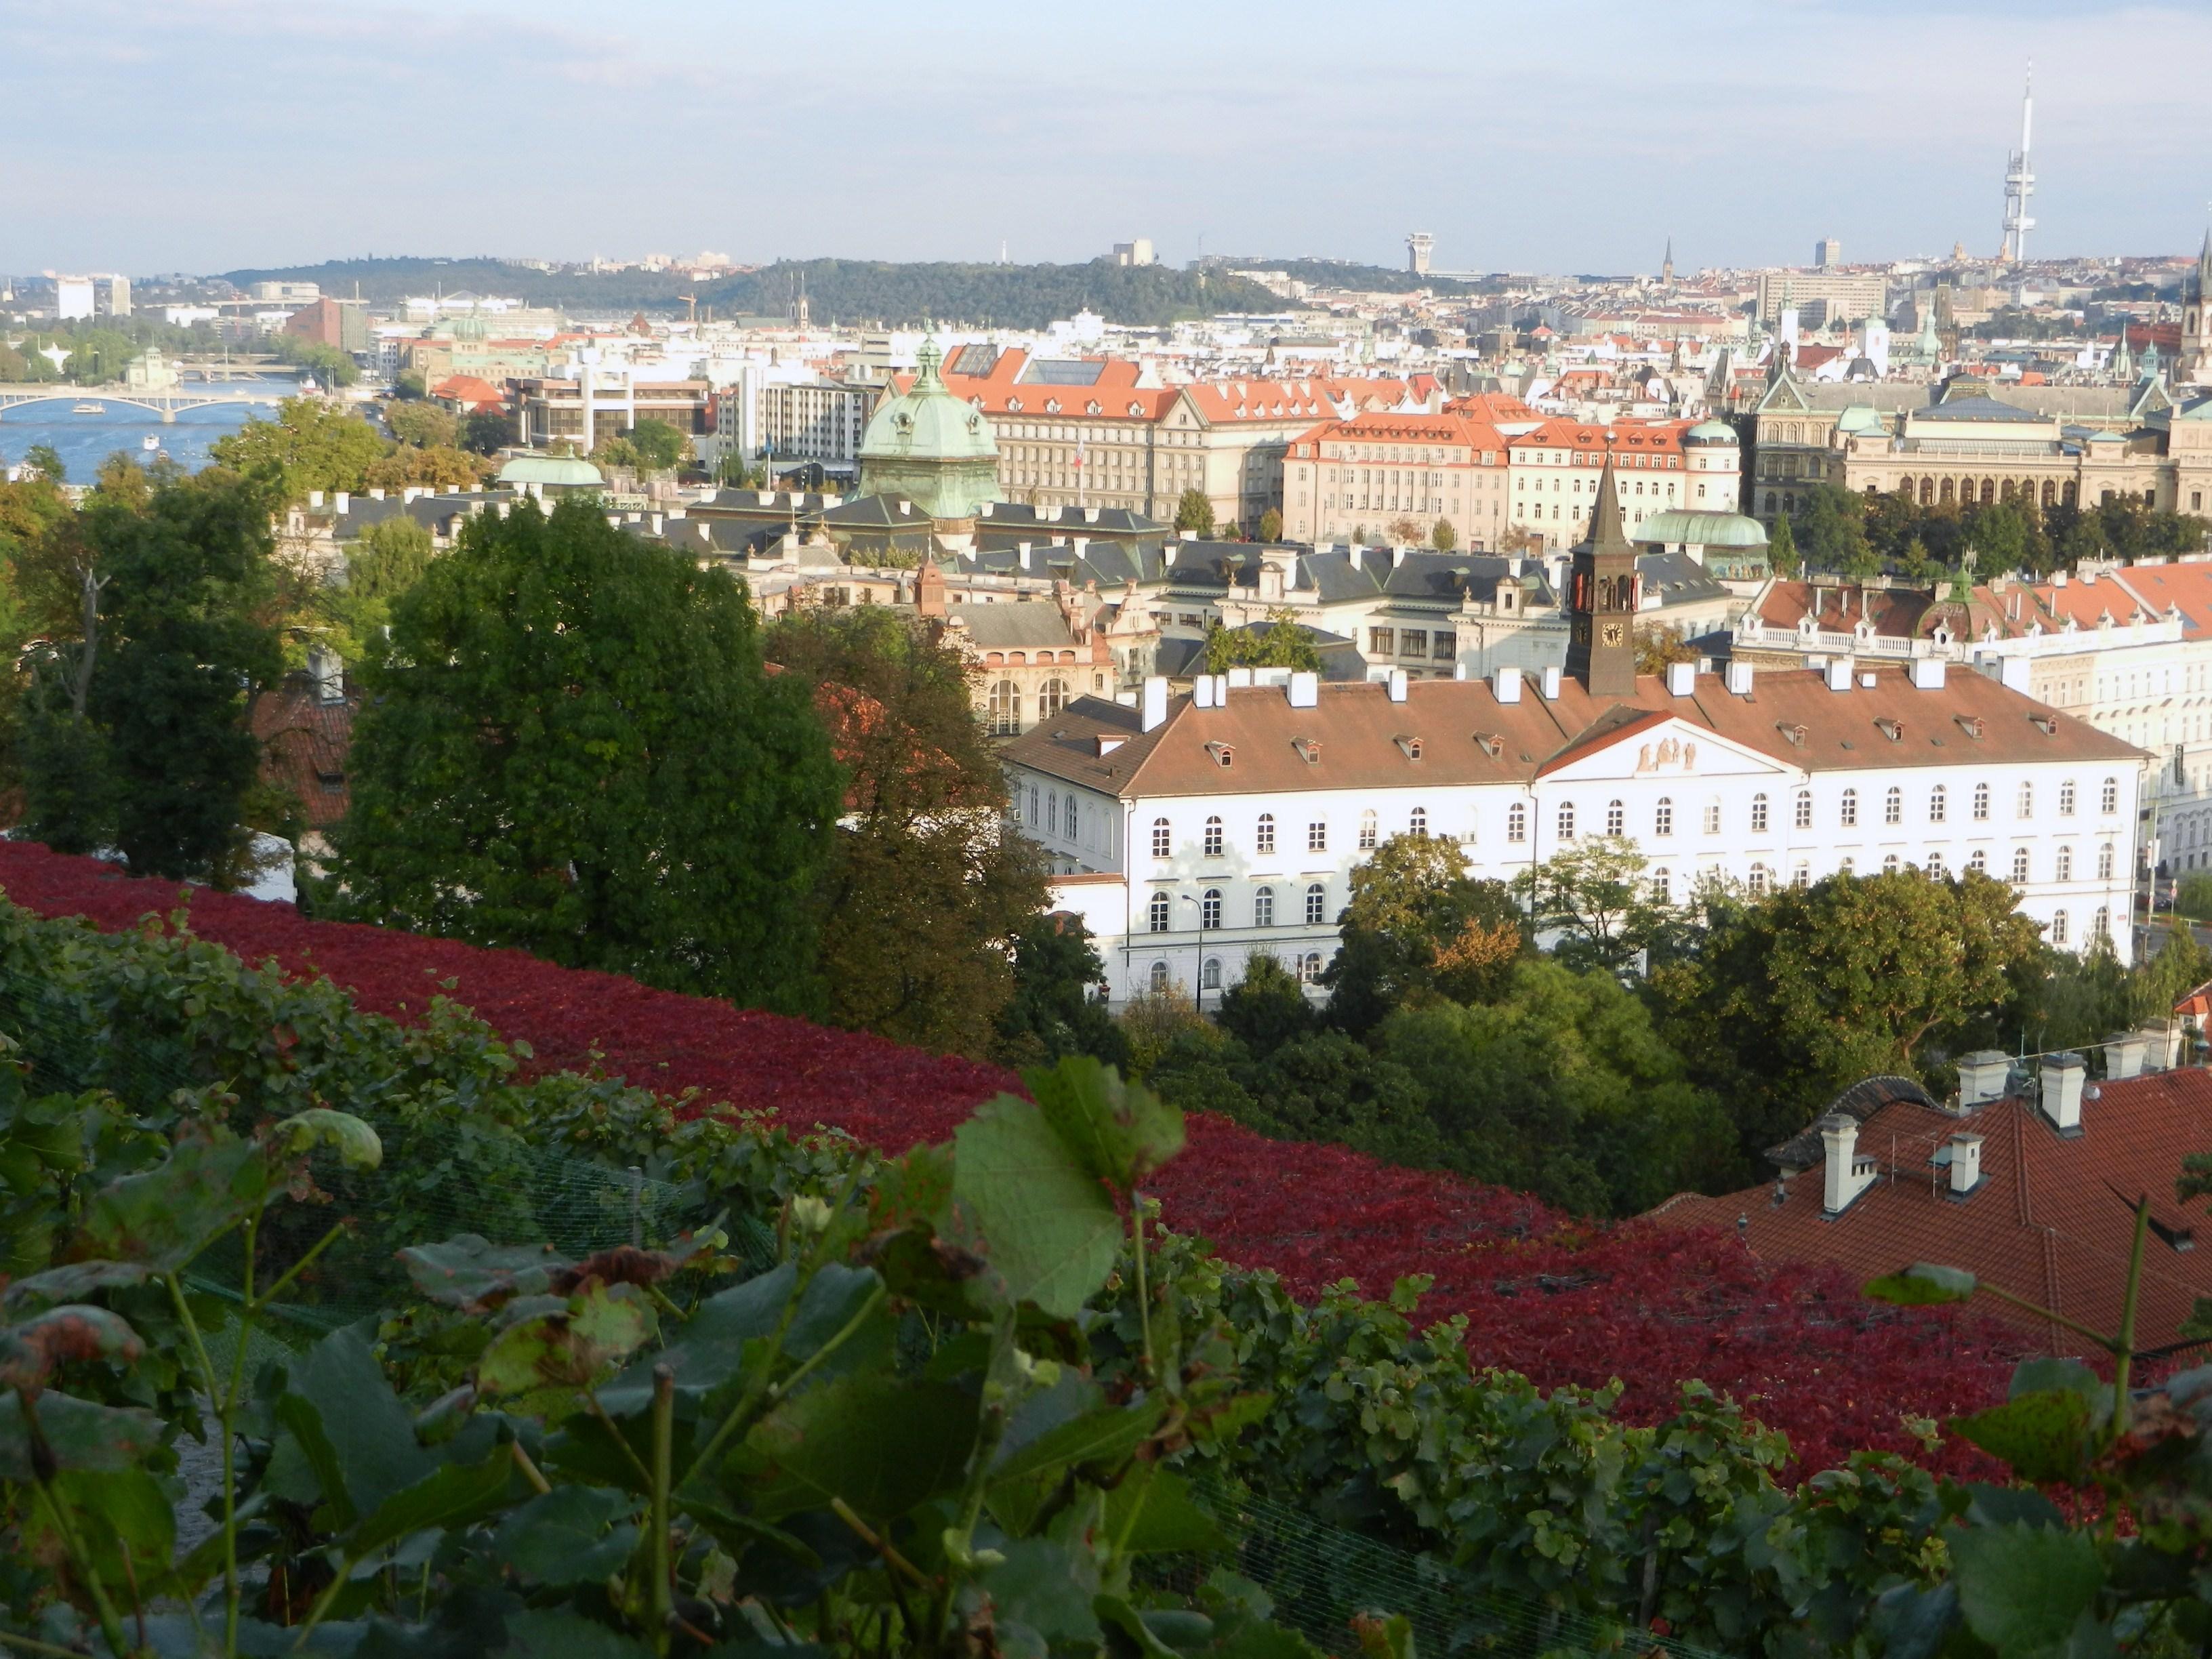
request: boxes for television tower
[2001,63,2035,265]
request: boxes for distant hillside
[219,256,1288,328]
[1232,258,1490,297]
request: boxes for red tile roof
[1652,1069,2212,1354]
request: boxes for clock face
[1601,623,1625,648]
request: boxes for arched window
[1926,853,1946,879]
[1358,809,1378,850]
[987,679,1021,735]
[1149,960,1171,993]
[1929,785,1947,824]
[1148,893,1171,933]
[1046,794,1058,835]
[1065,795,1079,839]
[1748,863,1769,897]
[1253,886,1274,928]
[1794,790,1812,830]
[2093,906,2110,939]
[1203,815,1224,857]
[2017,781,2033,819]
[2011,848,2030,882]
[1884,786,1902,825]
[1038,678,1069,719]
[1255,813,1275,854]
[1655,797,1673,836]
[1702,799,1721,835]
[1201,957,1222,991]
[1297,952,1324,985]
[1410,806,1429,838]
[1839,787,1858,827]
[1652,867,1671,903]
[2059,779,2077,815]
[1968,849,1987,874]
[1305,883,1327,924]
[1971,783,1990,821]
[1750,794,1769,833]
[2097,844,2114,880]
[1201,888,1222,929]
[1793,864,1811,888]
[1557,801,1577,840]
[1883,853,1900,875]
[1507,803,1528,843]
[2051,909,2070,945]
[1151,818,1170,858]
[2056,846,2074,881]
[2102,777,2119,814]
[1839,857,1855,876]
[1605,799,1624,836]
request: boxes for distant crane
[678,293,698,324]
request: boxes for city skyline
[7,0,2209,276]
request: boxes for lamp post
[1180,895,1205,1012]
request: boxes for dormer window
[1086,401,1102,415]
[1096,735,1126,756]
[1206,740,1235,769]
[1293,737,1322,764]
[1954,714,1986,739]
[1474,733,1504,759]
[1006,397,1022,412]
[1777,722,1808,747]
[1395,735,1424,761]
[1044,398,1061,414]
[1875,718,1903,742]
[1128,402,1143,417]
[2030,714,2058,735]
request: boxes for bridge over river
[0,384,293,423]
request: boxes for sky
[5,0,2208,278]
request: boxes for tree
[1237,1031,1443,1170]
[460,409,515,455]
[1214,951,1319,1061]
[361,445,489,492]
[385,401,459,449]
[269,337,359,388]
[1898,535,1938,583]
[1174,488,1214,537]
[716,453,767,489]
[1633,625,1696,676]
[627,417,693,472]
[1431,518,1458,551]
[1385,515,1424,546]
[1791,485,1870,574]
[1767,510,1799,577]
[320,516,436,658]
[327,496,842,1012]
[1257,507,1284,542]
[1325,832,1525,1029]
[764,604,1049,1053]
[209,399,390,502]
[1202,606,1322,674]
[1513,839,1673,972]
[392,369,428,400]
[22,445,65,484]
[992,914,1128,1071]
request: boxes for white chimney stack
[1387,668,1409,703]
[333,491,350,514]
[1193,676,1216,710]
[1540,664,1562,699]
[2042,1052,2085,1133]
[2106,1031,2148,1082]
[1957,1050,2011,1107]
[1494,666,1522,704]
[1910,657,1946,690]
[1820,1113,1875,1214]
[1141,676,1169,733]
[1226,667,1254,688]
[1666,661,1696,697]
[1948,1133,1984,1196]
[1826,657,1853,692]
[1286,670,1319,710]
[1725,660,1755,696]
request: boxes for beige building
[1755,270,1887,325]
[914,346,1439,531]
[1279,410,1511,549]
[1507,417,1740,550]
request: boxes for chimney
[1287,670,1319,709]
[1666,660,1696,697]
[1019,543,1033,571]
[1540,664,1562,699]
[306,646,344,706]
[368,487,386,501]
[1957,1050,2011,1107]
[1910,657,1946,690]
[2106,1031,2148,1082]
[1999,656,2032,694]
[333,491,350,514]
[1494,665,1522,704]
[2137,1021,2181,1073]
[1725,660,1755,696]
[1820,1113,1875,1215]
[1948,1133,1984,1196]
[1141,676,1169,733]
[916,560,947,619]
[2041,1052,2085,1134]
[1226,667,1254,687]
[1826,657,1853,692]
[308,489,325,509]
[1387,668,1409,703]
[649,512,664,535]
[1347,546,1362,573]
[1194,677,1216,710]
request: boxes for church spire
[1563,439,1639,698]
[1661,236,1675,284]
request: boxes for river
[0,377,303,483]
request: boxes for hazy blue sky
[5,0,2207,276]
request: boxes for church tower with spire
[2181,227,2212,386]
[1661,237,1675,285]
[1563,448,1640,699]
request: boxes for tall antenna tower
[2002,63,2036,265]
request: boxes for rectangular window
[1308,821,1328,853]
[1401,629,1427,657]
[1370,627,1395,655]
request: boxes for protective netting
[1,981,1729,1657]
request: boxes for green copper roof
[1634,508,1769,550]
[860,338,1000,466]
[497,453,604,487]
[1835,404,1887,436]
[1684,417,1736,445]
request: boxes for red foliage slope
[0,842,2021,1475]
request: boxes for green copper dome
[857,338,1002,521]
[497,453,605,489]
[1683,417,1737,446]
[1635,508,1769,549]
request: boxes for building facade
[1279,411,1510,549]
[1506,417,1740,549]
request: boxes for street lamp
[1179,895,1205,1012]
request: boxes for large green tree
[1201,606,1322,674]
[328,496,842,1011]
[319,516,436,658]
[1513,839,1674,973]
[1174,488,1215,537]
[209,398,390,502]
[764,603,1051,1053]
[1325,832,1525,1029]
[384,401,459,449]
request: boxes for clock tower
[1563,449,1639,698]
